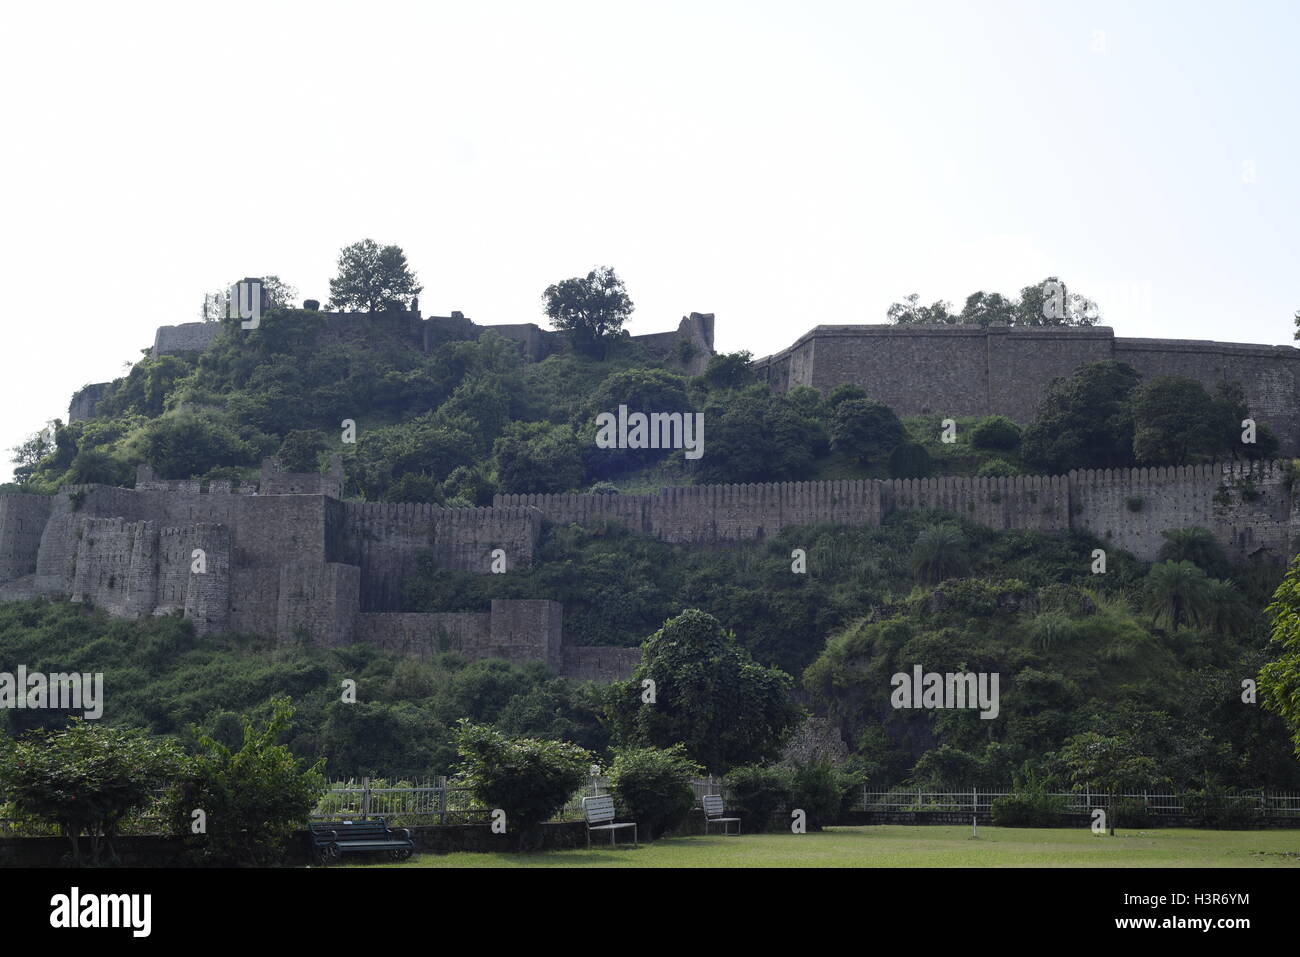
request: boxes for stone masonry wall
[754,325,1300,454]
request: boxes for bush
[788,760,850,830]
[970,415,1022,451]
[607,745,703,839]
[888,442,932,479]
[1,720,183,866]
[1183,787,1259,828]
[724,764,793,833]
[170,697,326,866]
[453,720,592,845]
[990,791,1067,827]
[976,458,1018,478]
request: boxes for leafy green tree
[276,429,330,473]
[1015,277,1099,327]
[581,368,693,475]
[959,291,1017,326]
[1020,361,1141,472]
[606,609,801,773]
[495,422,585,494]
[1054,731,1163,834]
[138,413,257,479]
[830,398,904,465]
[1131,376,1226,465]
[328,239,422,313]
[1260,556,1300,759]
[0,721,183,865]
[694,392,823,483]
[700,351,755,391]
[969,414,1022,451]
[1143,560,1212,631]
[542,266,633,356]
[453,720,591,846]
[170,697,326,866]
[888,441,932,478]
[606,745,702,839]
[724,764,793,833]
[886,294,956,324]
[911,525,969,585]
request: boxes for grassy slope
[359,826,1300,868]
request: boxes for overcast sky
[1,0,1297,481]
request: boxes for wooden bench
[308,818,415,864]
[702,794,742,835]
[582,795,638,848]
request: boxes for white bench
[582,795,638,848]
[702,794,741,835]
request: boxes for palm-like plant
[1143,560,1212,631]
[911,525,969,586]
[1200,578,1251,637]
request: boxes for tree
[170,697,326,866]
[542,266,633,356]
[0,720,183,865]
[830,398,904,466]
[1261,556,1300,758]
[1131,376,1224,465]
[969,414,1022,451]
[329,239,422,313]
[1016,277,1099,327]
[886,293,956,325]
[606,745,702,839]
[1020,361,1141,472]
[1143,560,1212,631]
[1055,731,1163,834]
[911,525,969,585]
[605,609,801,773]
[959,291,1017,326]
[701,351,755,391]
[494,422,585,494]
[453,720,591,847]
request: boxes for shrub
[453,720,591,845]
[911,525,969,585]
[1183,787,1259,828]
[970,415,1022,451]
[990,791,1067,827]
[788,760,850,830]
[976,458,1018,478]
[724,764,794,833]
[888,442,932,479]
[607,745,702,839]
[1,720,183,866]
[170,697,326,866]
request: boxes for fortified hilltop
[26,312,1300,680]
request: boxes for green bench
[308,818,415,864]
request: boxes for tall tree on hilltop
[329,239,422,313]
[543,266,633,357]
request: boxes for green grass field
[357,826,1300,868]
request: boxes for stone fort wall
[753,325,1300,454]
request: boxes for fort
[754,324,1300,454]
[30,313,1300,680]
[68,305,717,423]
[0,456,1295,682]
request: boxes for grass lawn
[357,825,1300,868]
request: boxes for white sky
[1,0,1297,481]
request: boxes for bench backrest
[310,819,396,840]
[583,795,617,824]
[702,794,726,818]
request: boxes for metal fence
[854,788,1300,818]
[311,775,729,826]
